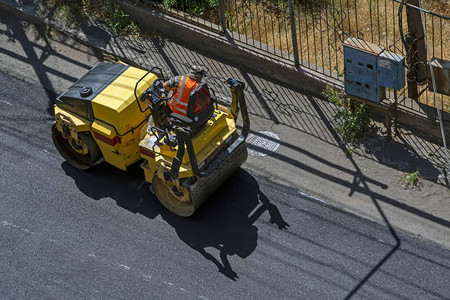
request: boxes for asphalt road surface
[0,69,449,299]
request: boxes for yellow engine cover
[55,62,158,170]
[90,66,157,169]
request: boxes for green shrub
[399,169,422,189]
[109,5,138,36]
[145,0,218,17]
[46,0,84,25]
[323,87,373,143]
[81,0,115,17]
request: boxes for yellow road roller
[52,62,249,216]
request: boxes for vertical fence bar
[370,0,374,42]
[181,0,185,18]
[235,0,242,41]
[332,0,340,78]
[277,1,283,55]
[319,7,324,73]
[305,3,311,68]
[289,0,299,67]
[271,2,276,55]
[297,2,304,66]
[231,0,237,35]
[424,17,430,114]
[262,1,269,52]
[385,0,388,46]
[283,2,290,59]
[346,0,351,34]
[312,4,318,71]
[354,0,359,36]
[432,16,435,57]
[377,0,381,44]
[325,0,332,77]
[218,0,227,33]
[440,17,443,59]
[392,1,396,51]
[228,0,234,33]
[255,0,262,50]
[242,1,249,44]
[250,1,256,47]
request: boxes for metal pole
[218,0,227,34]
[289,0,299,69]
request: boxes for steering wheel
[147,78,174,102]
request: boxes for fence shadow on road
[62,162,289,281]
[0,9,103,115]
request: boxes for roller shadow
[62,163,288,280]
[161,169,289,280]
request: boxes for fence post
[289,0,299,69]
[405,0,427,100]
[217,0,227,34]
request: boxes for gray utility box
[429,57,450,96]
[343,38,405,103]
[378,50,405,90]
[343,38,384,103]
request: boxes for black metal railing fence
[139,0,449,116]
